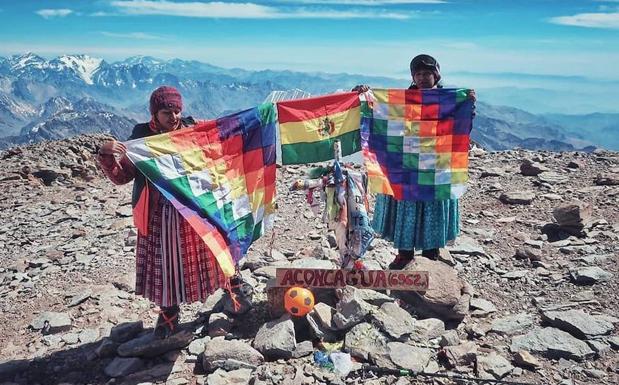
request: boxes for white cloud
[36,9,74,19]
[276,0,446,4]
[111,0,412,19]
[91,11,116,16]
[100,31,165,40]
[549,12,619,29]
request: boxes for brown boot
[388,249,414,270]
[421,248,439,260]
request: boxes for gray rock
[439,330,460,347]
[538,171,569,184]
[608,336,619,350]
[206,368,253,385]
[586,339,611,354]
[67,290,92,307]
[344,322,388,361]
[583,369,606,379]
[510,327,595,360]
[491,313,535,335]
[520,160,548,176]
[569,266,613,284]
[311,302,337,330]
[306,310,339,342]
[292,340,314,358]
[513,350,541,369]
[110,321,143,343]
[553,203,592,228]
[395,257,471,321]
[541,309,614,338]
[440,341,477,368]
[30,311,72,333]
[78,328,99,344]
[104,357,145,378]
[409,318,445,343]
[355,289,395,307]
[188,336,210,356]
[387,342,433,372]
[202,338,264,372]
[477,352,514,379]
[514,247,543,261]
[502,270,529,280]
[594,173,619,186]
[470,298,497,316]
[62,332,79,344]
[253,314,296,360]
[117,330,193,357]
[448,235,486,256]
[372,302,416,340]
[333,286,377,330]
[499,191,535,205]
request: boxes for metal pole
[361,365,540,385]
[333,139,342,162]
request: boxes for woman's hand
[352,84,370,93]
[468,89,477,102]
[99,140,127,156]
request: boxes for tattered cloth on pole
[292,161,374,268]
[124,103,278,277]
[278,92,362,165]
[361,88,474,201]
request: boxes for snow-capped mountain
[0,52,613,151]
[49,55,104,85]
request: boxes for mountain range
[0,53,615,152]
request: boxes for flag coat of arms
[124,103,277,277]
[277,92,361,164]
[362,88,474,201]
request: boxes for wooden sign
[275,268,429,291]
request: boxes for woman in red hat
[97,86,229,338]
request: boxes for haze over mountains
[0,53,616,151]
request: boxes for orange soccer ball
[284,287,315,317]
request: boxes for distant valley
[0,53,616,151]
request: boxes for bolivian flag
[277,92,361,165]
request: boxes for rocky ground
[0,134,618,385]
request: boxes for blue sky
[1,0,618,81]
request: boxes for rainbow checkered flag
[361,88,474,200]
[124,103,277,277]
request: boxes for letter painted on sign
[375,271,387,288]
[281,269,295,286]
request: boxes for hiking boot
[153,304,180,339]
[388,251,414,270]
[421,248,440,260]
[223,276,254,316]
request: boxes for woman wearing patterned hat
[97,86,235,338]
[355,54,475,269]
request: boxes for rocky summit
[0,135,618,385]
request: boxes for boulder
[499,191,535,205]
[395,257,470,321]
[510,327,594,361]
[202,338,264,372]
[253,314,296,360]
[541,309,614,339]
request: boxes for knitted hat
[149,86,183,115]
[410,54,441,83]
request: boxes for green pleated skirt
[371,194,460,251]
